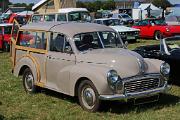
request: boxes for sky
[9,0,180,5]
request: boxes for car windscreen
[1,14,11,20]
[74,31,123,51]
[121,14,131,19]
[4,26,12,34]
[153,19,166,25]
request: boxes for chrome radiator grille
[124,78,160,93]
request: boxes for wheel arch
[74,77,91,96]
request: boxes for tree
[152,0,172,19]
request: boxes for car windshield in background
[1,13,11,20]
[68,11,90,22]
[121,14,131,19]
[153,19,166,25]
[74,31,123,51]
[165,37,180,50]
[103,19,121,26]
[4,26,12,34]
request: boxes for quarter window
[57,14,67,21]
[32,15,44,22]
[18,31,47,50]
[44,14,55,21]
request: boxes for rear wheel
[154,31,163,40]
[78,80,100,112]
[23,68,37,93]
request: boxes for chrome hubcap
[82,87,95,109]
[25,73,33,91]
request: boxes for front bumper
[99,82,170,101]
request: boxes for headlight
[166,28,170,32]
[160,62,170,77]
[107,70,119,91]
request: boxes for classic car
[0,23,13,51]
[134,36,180,84]
[112,13,134,25]
[94,18,140,42]
[132,19,180,40]
[11,22,170,112]
[165,15,180,25]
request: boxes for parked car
[11,22,170,112]
[0,13,30,24]
[0,23,13,51]
[94,18,139,42]
[132,19,180,40]
[134,36,180,84]
[112,13,134,25]
[31,8,91,23]
[165,15,180,25]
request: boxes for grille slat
[124,78,159,93]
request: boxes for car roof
[0,23,13,27]
[20,22,115,37]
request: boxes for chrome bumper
[99,82,170,101]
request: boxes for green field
[0,40,180,120]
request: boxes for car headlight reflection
[107,70,123,93]
[160,62,170,78]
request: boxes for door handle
[47,55,52,59]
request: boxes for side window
[96,20,101,24]
[50,33,72,53]
[32,15,44,22]
[44,14,55,21]
[18,31,47,50]
[139,20,149,26]
[57,14,67,21]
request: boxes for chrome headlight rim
[160,62,170,78]
[107,70,121,91]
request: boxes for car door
[46,32,76,94]
[137,20,150,37]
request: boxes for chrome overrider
[99,73,171,100]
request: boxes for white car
[94,18,140,42]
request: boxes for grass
[0,39,180,120]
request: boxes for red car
[132,19,180,40]
[0,23,13,51]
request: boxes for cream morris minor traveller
[11,22,170,112]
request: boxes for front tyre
[23,68,37,93]
[78,80,100,112]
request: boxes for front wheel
[23,68,37,93]
[78,80,100,112]
[154,31,163,40]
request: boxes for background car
[112,13,134,25]
[94,18,139,42]
[165,15,180,25]
[132,19,180,40]
[134,36,180,84]
[0,23,13,51]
